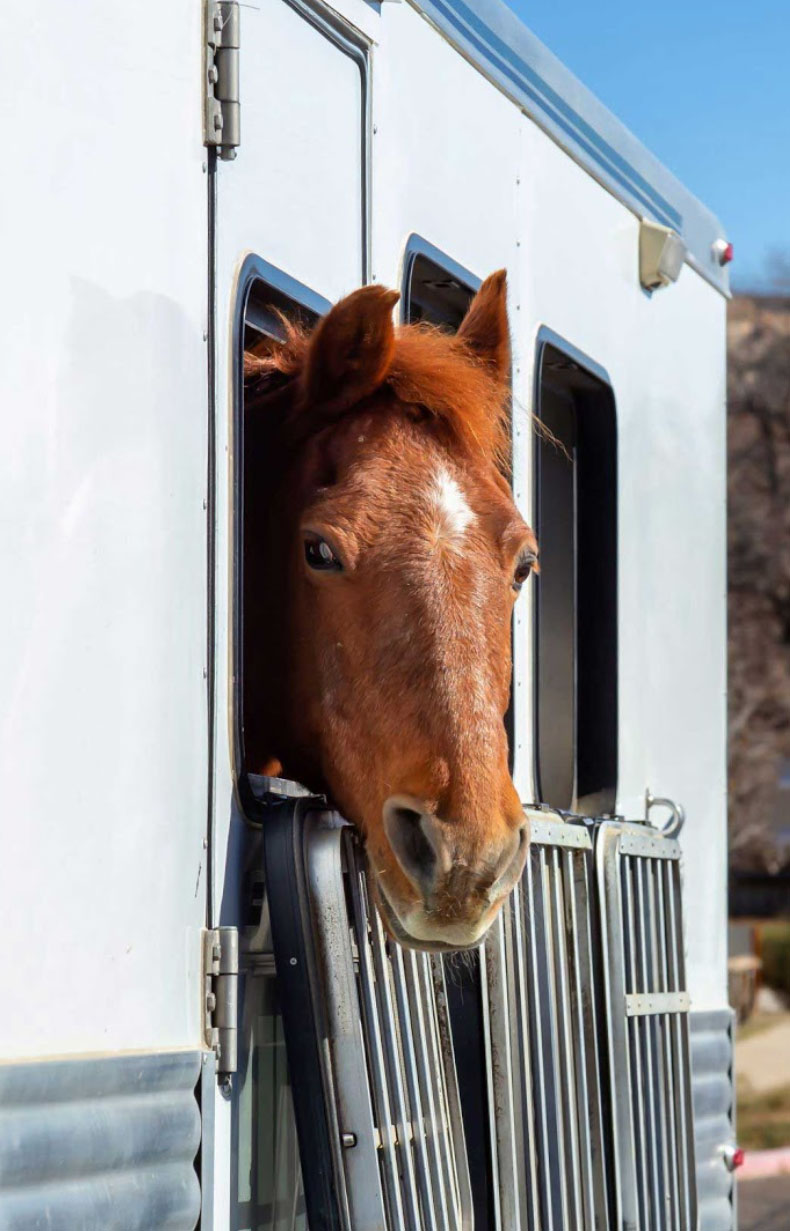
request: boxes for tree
[728,292,790,871]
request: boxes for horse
[243,270,538,951]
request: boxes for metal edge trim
[409,0,730,295]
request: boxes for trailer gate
[482,816,608,1231]
[258,797,700,1230]
[597,823,698,1231]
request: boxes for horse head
[245,271,538,950]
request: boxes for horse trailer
[1,0,735,1228]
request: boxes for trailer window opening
[235,259,329,815]
[534,338,617,815]
[403,246,476,327]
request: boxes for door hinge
[203,927,239,1080]
[204,1,240,159]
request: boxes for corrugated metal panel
[0,1049,202,1230]
[690,1009,735,1231]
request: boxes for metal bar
[625,991,691,1016]
[541,846,571,1231]
[647,861,672,1231]
[483,909,523,1231]
[403,950,453,1229]
[346,864,407,1227]
[391,944,441,1230]
[623,857,650,1230]
[666,861,695,1231]
[429,956,473,1231]
[564,849,596,1231]
[620,831,682,860]
[511,876,542,1231]
[577,848,610,1226]
[636,857,662,1229]
[655,858,681,1231]
[478,937,504,1231]
[525,846,556,1231]
[369,910,422,1231]
[418,953,458,1222]
[551,847,583,1228]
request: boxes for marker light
[713,239,734,267]
[721,1143,744,1172]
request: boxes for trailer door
[208,0,369,1223]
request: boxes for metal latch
[204,1,240,159]
[203,927,239,1081]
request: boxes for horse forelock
[244,315,510,469]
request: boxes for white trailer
[0,0,734,1227]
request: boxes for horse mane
[245,314,511,467]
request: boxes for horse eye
[304,534,343,573]
[512,553,536,592]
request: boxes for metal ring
[645,790,686,837]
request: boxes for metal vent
[483,812,608,1230]
[262,798,472,1231]
[597,822,698,1231]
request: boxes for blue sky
[502,0,790,292]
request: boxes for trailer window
[403,239,476,327]
[235,258,329,814]
[534,338,617,815]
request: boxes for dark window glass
[403,247,475,327]
[534,341,618,815]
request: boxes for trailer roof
[413,0,730,296]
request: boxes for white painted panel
[0,1,208,1056]
[371,3,521,287]
[218,0,364,304]
[514,118,728,1009]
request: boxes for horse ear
[302,284,400,412]
[456,269,510,382]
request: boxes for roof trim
[412,0,730,296]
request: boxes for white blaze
[431,466,474,542]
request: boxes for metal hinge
[204,1,240,159]
[203,927,239,1082]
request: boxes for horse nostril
[489,820,530,901]
[382,795,440,895]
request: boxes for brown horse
[243,271,538,951]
